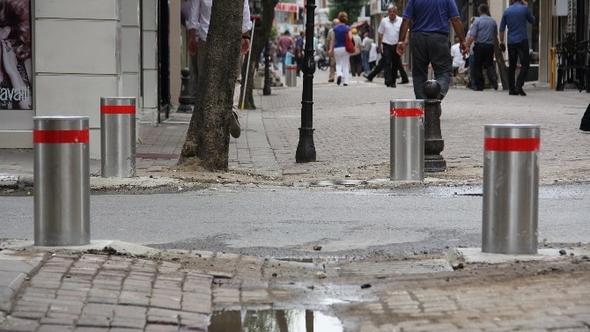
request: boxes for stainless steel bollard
[390,100,425,181]
[100,97,136,177]
[34,116,90,246]
[482,124,541,254]
[286,65,297,87]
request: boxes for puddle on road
[208,309,343,332]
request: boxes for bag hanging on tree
[345,31,355,54]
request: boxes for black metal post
[295,0,317,163]
[178,68,194,113]
[422,80,446,172]
[263,39,272,96]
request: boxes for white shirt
[451,43,464,68]
[377,16,402,45]
[188,0,252,42]
[369,42,378,62]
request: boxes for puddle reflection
[208,309,343,332]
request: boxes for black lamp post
[295,0,316,163]
[263,40,272,96]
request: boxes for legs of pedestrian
[515,40,530,95]
[329,55,336,82]
[334,47,350,85]
[473,44,485,91]
[364,58,383,82]
[382,44,395,87]
[507,43,518,94]
[481,44,498,90]
[396,55,409,83]
[361,51,370,74]
[410,32,430,99]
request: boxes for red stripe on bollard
[390,108,424,117]
[33,130,89,144]
[484,137,540,152]
[101,105,136,114]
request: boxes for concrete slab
[447,247,566,267]
[1,239,161,257]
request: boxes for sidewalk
[0,245,589,331]
[1,72,589,188]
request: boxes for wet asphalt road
[1,184,588,257]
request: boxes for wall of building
[34,0,122,158]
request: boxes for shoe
[343,83,348,86]
[509,90,519,95]
[475,88,484,91]
[399,80,409,84]
[328,79,334,83]
[492,81,498,90]
[390,83,396,88]
[337,76,342,85]
[518,89,527,96]
[362,73,373,82]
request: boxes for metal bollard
[482,124,541,254]
[101,97,136,178]
[390,100,425,181]
[286,65,297,87]
[34,116,90,246]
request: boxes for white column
[121,0,141,100]
[35,0,121,159]
[140,0,159,125]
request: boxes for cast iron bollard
[101,97,136,178]
[34,116,90,246]
[482,124,541,254]
[286,64,297,87]
[178,67,194,113]
[390,100,425,181]
[423,80,446,172]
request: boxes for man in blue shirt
[499,0,535,96]
[397,0,466,99]
[465,4,499,91]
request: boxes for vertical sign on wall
[0,0,32,111]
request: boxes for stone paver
[0,250,589,331]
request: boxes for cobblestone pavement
[255,71,590,184]
[1,248,589,332]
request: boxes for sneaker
[337,76,342,85]
[518,89,527,96]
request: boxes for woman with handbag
[329,11,352,86]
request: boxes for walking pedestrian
[378,5,408,87]
[350,28,363,77]
[326,19,339,82]
[465,4,499,91]
[361,32,373,74]
[329,12,351,86]
[295,31,304,76]
[277,30,294,74]
[397,0,466,99]
[499,0,535,96]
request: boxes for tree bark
[239,0,278,109]
[179,0,243,170]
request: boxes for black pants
[473,43,497,90]
[382,43,408,86]
[367,49,408,83]
[508,39,530,92]
[411,32,452,99]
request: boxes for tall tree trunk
[179,0,243,170]
[239,0,278,109]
